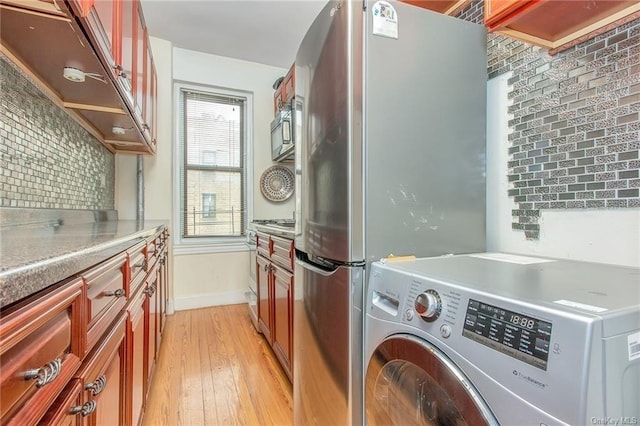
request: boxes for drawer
[271,235,294,271]
[256,231,271,257]
[39,379,83,425]
[81,253,127,355]
[74,312,126,425]
[127,240,148,296]
[0,278,83,425]
[146,232,162,269]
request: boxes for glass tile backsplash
[459,0,639,239]
[1,55,114,210]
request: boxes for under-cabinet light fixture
[112,126,134,135]
[62,67,106,83]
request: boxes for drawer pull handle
[144,284,156,297]
[85,375,107,396]
[70,400,97,417]
[23,358,62,388]
[104,288,125,298]
[134,259,148,271]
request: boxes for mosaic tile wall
[0,55,115,210]
[457,1,640,239]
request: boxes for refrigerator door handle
[295,256,336,277]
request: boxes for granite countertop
[253,223,295,239]
[0,220,168,309]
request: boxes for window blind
[178,89,246,238]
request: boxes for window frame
[173,81,253,254]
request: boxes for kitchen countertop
[253,223,295,239]
[0,219,167,309]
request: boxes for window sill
[173,240,248,256]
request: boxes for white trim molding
[173,290,246,311]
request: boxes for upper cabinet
[0,0,157,154]
[484,0,640,54]
[273,63,295,115]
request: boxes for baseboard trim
[173,290,246,311]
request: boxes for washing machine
[364,253,640,425]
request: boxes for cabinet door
[143,33,157,148]
[79,0,119,72]
[145,266,159,390]
[76,312,126,426]
[257,255,272,342]
[272,264,293,380]
[126,286,147,426]
[133,0,145,123]
[158,245,169,335]
[118,0,135,103]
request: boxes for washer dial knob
[414,290,442,322]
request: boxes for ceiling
[140,0,329,69]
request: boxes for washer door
[366,334,497,426]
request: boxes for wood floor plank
[142,304,293,426]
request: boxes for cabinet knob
[70,400,97,417]
[104,288,125,298]
[85,374,107,396]
[159,256,166,265]
[22,358,62,388]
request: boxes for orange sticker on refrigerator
[372,1,398,39]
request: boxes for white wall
[117,42,297,312]
[487,75,640,267]
[173,47,296,220]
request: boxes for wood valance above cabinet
[484,0,640,55]
[0,0,157,154]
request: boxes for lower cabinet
[272,264,293,379]
[255,231,294,381]
[0,226,170,425]
[257,254,272,343]
[127,281,147,426]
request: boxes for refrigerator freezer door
[362,1,487,262]
[294,256,364,426]
[295,0,363,263]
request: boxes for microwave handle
[282,119,292,143]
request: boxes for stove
[252,219,295,226]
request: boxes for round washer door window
[366,334,497,426]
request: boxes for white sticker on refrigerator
[372,1,398,39]
[628,332,640,362]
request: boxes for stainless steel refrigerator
[293,1,487,424]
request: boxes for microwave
[271,104,294,162]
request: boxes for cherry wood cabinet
[271,263,293,379]
[273,63,295,114]
[126,283,147,426]
[0,226,170,425]
[255,230,294,381]
[0,278,84,425]
[484,0,640,54]
[0,0,158,154]
[81,252,128,356]
[400,0,472,15]
[257,254,272,344]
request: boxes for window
[177,87,247,240]
[202,193,216,218]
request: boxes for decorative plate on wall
[260,165,294,202]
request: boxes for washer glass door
[366,334,497,426]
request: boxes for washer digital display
[462,299,552,370]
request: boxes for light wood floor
[142,304,293,426]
